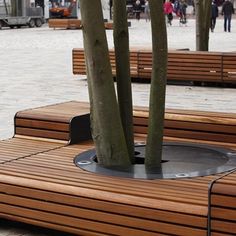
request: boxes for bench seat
[0,138,62,164]
[0,141,222,236]
[0,101,235,235]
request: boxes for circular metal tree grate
[74,142,236,179]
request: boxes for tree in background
[79,0,167,168]
[195,0,212,51]
[10,0,17,16]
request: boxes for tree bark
[79,0,130,167]
[195,0,211,51]
[113,0,134,163]
[145,0,168,167]
[11,0,17,16]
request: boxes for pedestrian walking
[179,0,188,25]
[163,0,174,26]
[144,0,150,21]
[221,0,234,32]
[210,0,219,32]
[133,0,142,21]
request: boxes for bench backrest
[133,106,236,149]
[14,101,236,149]
[72,48,236,84]
[14,101,91,144]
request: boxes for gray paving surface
[0,17,236,235]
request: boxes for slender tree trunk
[195,0,201,50]
[113,0,134,163]
[11,0,17,16]
[79,0,130,167]
[145,0,168,167]
[195,0,211,51]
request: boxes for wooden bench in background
[222,53,236,83]
[48,19,82,29]
[0,101,235,235]
[104,21,131,30]
[138,50,222,83]
[72,48,236,85]
[48,19,117,30]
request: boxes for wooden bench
[48,20,117,30]
[0,101,91,164]
[72,48,236,85]
[48,19,82,29]
[210,170,236,235]
[138,50,223,83]
[14,101,91,144]
[104,21,131,30]
[0,101,235,235]
[109,49,139,78]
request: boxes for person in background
[144,0,150,21]
[221,0,234,32]
[133,0,142,21]
[179,0,187,25]
[163,0,174,26]
[173,0,180,17]
[210,0,219,32]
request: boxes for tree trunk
[145,0,168,167]
[113,0,134,163]
[79,0,130,167]
[195,0,211,51]
[11,0,17,16]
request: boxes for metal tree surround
[74,142,236,179]
[75,0,236,179]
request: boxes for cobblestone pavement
[0,18,235,235]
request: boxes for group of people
[133,0,188,24]
[211,0,234,33]
[132,0,234,32]
[164,0,188,25]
